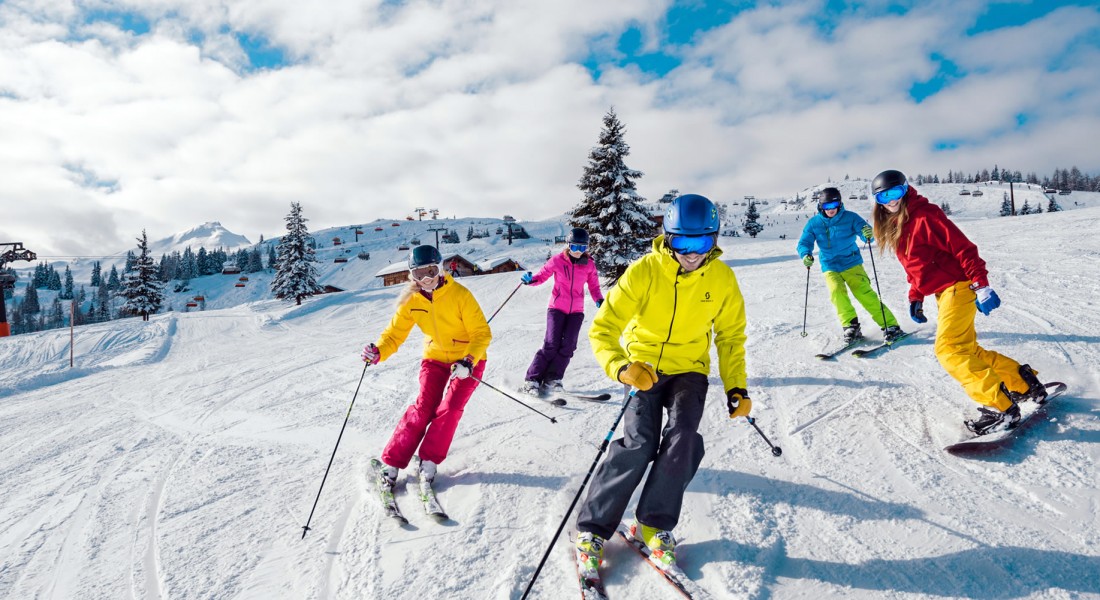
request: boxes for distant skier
[797,187,903,344]
[517,227,604,399]
[574,194,749,576]
[448,258,459,277]
[360,245,492,489]
[870,169,1047,435]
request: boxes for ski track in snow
[2,205,1100,599]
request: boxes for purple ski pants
[524,308,585,383]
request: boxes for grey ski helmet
[872,169,908,195]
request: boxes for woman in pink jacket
[519,228,604,399]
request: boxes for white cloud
[0,0,1097,258]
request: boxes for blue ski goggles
[667,233,716,255]
[874,183,909,205]
[569,243,588,253]
[820,200,841,211]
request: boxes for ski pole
[865,240,889,330]
[745,416,782,457]
[471,375,558,424]
[801,266,811,337]
[522,386,636,600]
[301,362,370,539]
[486,282,523,324]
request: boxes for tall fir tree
[107,265,121,291]
[90,261,102,287]
[61,265,74,300]
[999,193,1013,216]
[272,202,322,305]
[570,107,652,281]
[743,201,764,238]
[119,229,164,321]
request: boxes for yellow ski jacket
[590,236,748,392]
[375,275,492,364]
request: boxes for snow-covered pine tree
[23,283,40,314]
[743,201,764,238]
[90,261,102,287]
[247,248,264,273]
[62,266,74,300]
[107,265,120,291]
[119,229,164,321]
[1047,197,1062,212]
[570,108,653,282]
[1000,194,1013,216]
[1019,200,1032,215]
[272,202,322,306]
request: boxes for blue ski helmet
[663,194,720,235]
[408,244,442,269]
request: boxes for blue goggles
[820,201,841,211]
[569,243,587,253]
[875,183,909,205]
[667,233,716,255]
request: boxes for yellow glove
[727,388,752,419]
[617,362,658,391]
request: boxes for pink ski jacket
[528,251,604,315]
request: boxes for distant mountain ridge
[148,221,252,256]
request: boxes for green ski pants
[823,264,897,329]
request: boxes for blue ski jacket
[796,207,872,273]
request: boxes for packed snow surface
[2,203,1099,599]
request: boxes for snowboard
[944,382,1067,456]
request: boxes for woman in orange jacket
[870,169,1046,435]
[361,245,492,488]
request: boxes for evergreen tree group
[570,108,654,282]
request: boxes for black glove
[451,356,475,379]
[726,387,752,419]
[909,300,927,324]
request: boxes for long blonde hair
[872,200,910,256]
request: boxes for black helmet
[408,244,442,269]
[818,187,843,214]
[872,169,907,194]
[566,227,589,245]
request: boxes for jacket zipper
[655,273,680,372]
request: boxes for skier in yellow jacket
[361,245,492,489]
[574,194,749,576]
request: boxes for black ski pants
[576,372,708,540]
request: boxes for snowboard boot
[883,325,905,343]
[842,318,863,344]
[629,520,678,570]
[414,456,437,484]
[1018,364,1047,404]
[544,380,565,395]
[575,531,605,576]
[519,380,541,397]
[964,393,1021,436]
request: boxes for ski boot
[376,461,398,490]
[628,520,678,571]
[414,456,437,484]
[519,380,541,397]
[575,531,605,577]
[965,393,1021,436]
[842,318,863,344]
[883,325,905,343]
[544,380,565,395]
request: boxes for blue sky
[1,0,1098,255]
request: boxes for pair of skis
[369,458,448,524]
[815,331,914,360]
[573,525,707,599]
[524,389,613,407]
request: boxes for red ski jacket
[897,191,989,302]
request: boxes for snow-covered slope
[2,205,1098,599]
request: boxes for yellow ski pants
[934,281,1030,411]
[823,264,898,328]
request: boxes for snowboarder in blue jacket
[797,187,903,343]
